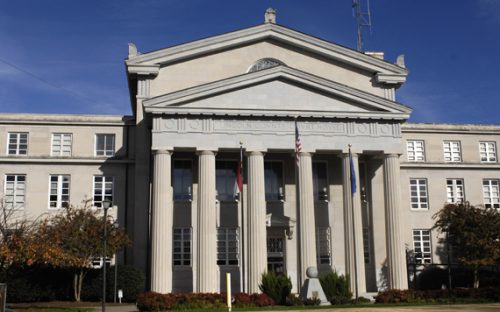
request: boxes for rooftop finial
[265,8,276,24]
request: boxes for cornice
[0,113,134,126]
[143,66,411,119]
[0,157,134,164]
[402,123,500,134]
[400,162,500,169]
[126,23,407,77]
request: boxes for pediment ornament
[248,58,286,73]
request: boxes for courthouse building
[1,10,499,294]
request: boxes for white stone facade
[0,16,499,295]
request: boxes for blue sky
[0,0,499,124]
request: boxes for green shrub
[319,271,352,304]
[374,288,500,304]
[259,272,292,305]
[81,265,145,302]
[285,293,303,306]
[137,292,250,311]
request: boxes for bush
[250,293,275,307]
[319,271,352,304]
[374,288,500,304]
[417,266,448,290]
[81,265,145,302]
[259,272,292,305]
[233,292,253,307]
[5,265,72,302]
[137,292,274,311]
[285,293,303,306]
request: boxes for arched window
[248,58,286,73]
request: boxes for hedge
[2,264,144,303]
[375,288,500,304]
[136,292,274,311]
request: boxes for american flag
[295,120,302,166]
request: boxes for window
[95,134,115,156]
[479,142,496,163]
[446,179,464,203]
[49,175,70,209]
[173,228,192,266]
[7,132,28,155]
[413,229,432,264]
[483,179,500,209]
[410,179,428,210]
[443,141,461,162]
[406,140,425,161]
[93,176,113,208]
[217,227,239,266]
[316,227,331,265]
[264,161,283,201]
[4,175,26,209]
[363,227,371,264]
[52,133,72,156]
[313,162,328,201]
[173,160,193,200]
[216,160,237,201]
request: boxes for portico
[125,14,411,294]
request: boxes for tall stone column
[341,153,366,295]
[196,150,218,292]
[150,150,173,293]
[383,154,408,289]
[297,152,317,286]
[247,151,267,293]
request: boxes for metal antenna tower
[352,0,372,52]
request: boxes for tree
[433,202,500,288]
[42,201,130,301]
[0,199,63,280]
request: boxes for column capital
[152,149,172,155]
[246,150,266,157]
[196,150,216,156]
[298,151,313,157]
[384,153,401,159]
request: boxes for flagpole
[349,144,359,301]
[238,141,245,293]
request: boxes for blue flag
[349,148,357,194]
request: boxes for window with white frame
[413,229,432,264]
[479,142,496,163]
[51,133,72,156]
[483,179,500,209]
[7,132,28,155]
[93,176,113,208]
[217,227,239,266]
[49,175,70,209]
[443,141,461,162]
[316,227,331,265]
[446,179,464,203]
[173,227,192,266]
[95,134,115,156]
[4,175,26,209]
[410,178,428,210]
[407,140,425,161]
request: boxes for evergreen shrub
[259,272,292,305]
[319,271,352,304]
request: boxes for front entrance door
[267,236,285,274]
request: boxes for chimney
[265,8,276,24]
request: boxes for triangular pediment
[126,23,407,78]
[143,66,412,120]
